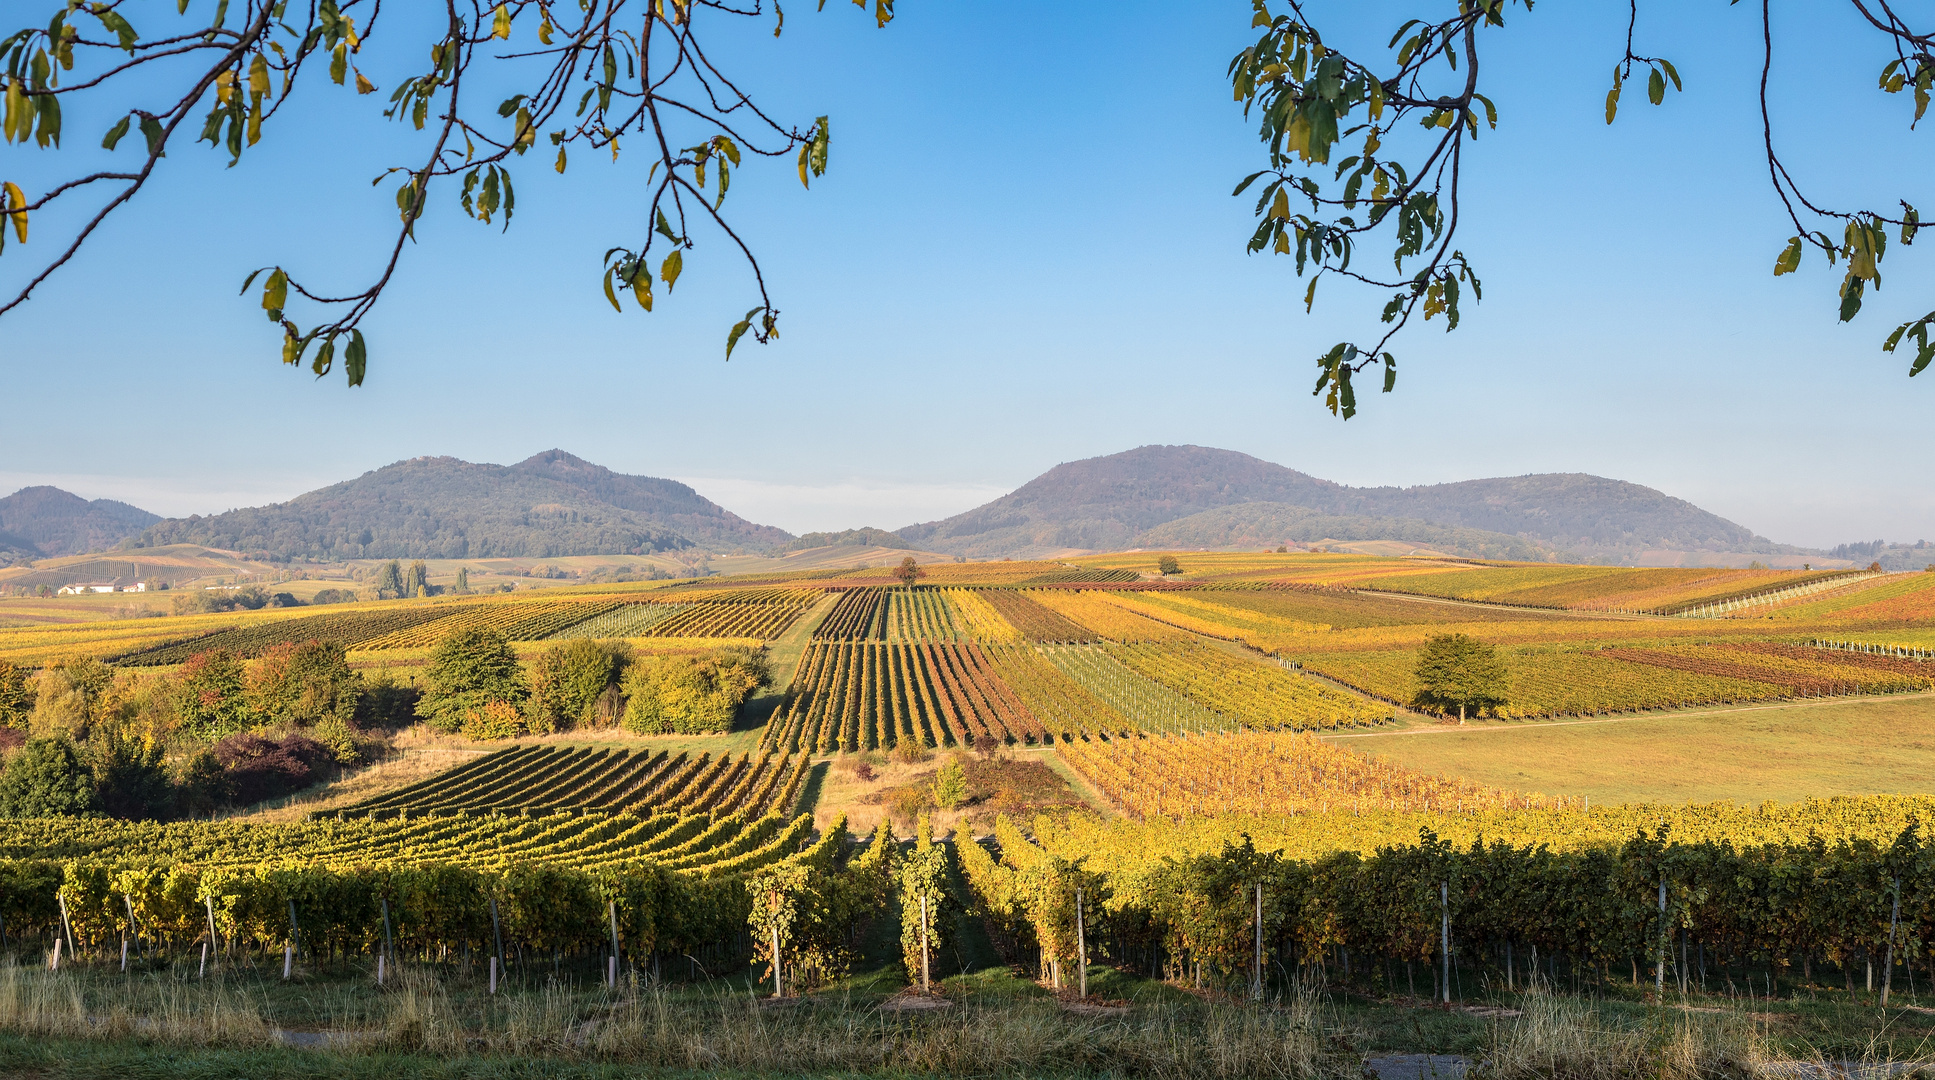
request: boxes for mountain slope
[134,452,792,560]
[0,486,161,558]
[1130,503,1554,561]
[898,445,1779,561]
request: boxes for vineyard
[1059,730,1559,818]
[334,744,812,821]
[113,606,457,665]
[761,641,1046,753]
[954,793,1935,1003]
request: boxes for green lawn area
[1325,692,1935,804]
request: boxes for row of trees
[417,628,771,741]
[0,647,418,821]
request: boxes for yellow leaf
[661,249,683,289]
[555,146,567,174]
[248,53,271,99]
[354,70,375,94]
[3,181,26,243]
[492,5,511,39]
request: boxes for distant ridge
[898,445,1788,563]
[135,451,793,560]
[0,486,160,559]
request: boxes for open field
[1330,692,1935,805]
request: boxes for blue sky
[1,1,1930,548]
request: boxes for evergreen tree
[0,738,97,817]
[376,560,404,598]
[90,725,173,820]
[417,627,528,733]
[455,566,469,592]
[1412,633,1510,722]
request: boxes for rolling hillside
[133,451,794,560]
[0,486,160,560]
[897,445,1792,563]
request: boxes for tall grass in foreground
[379,967,1349,1078]
[4,961,1928,1079]
[0,960,1352,1079]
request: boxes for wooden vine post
[1439,881,1451,1005]
[1252,882,1264,1002]
[489,896,505,995]
[203,895,220,975]
[1883,877,1901,1007]
[1655,879,1667,994]
[608,900,622,989]
[379,896,395,986]
[1075,885,1088,999]
[919,893,931,994]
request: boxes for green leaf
[1647,67,1665,106]
[345,329,367,386]
[1839,276,1865,323]
[139,115,165,157]
[726,306,762,359]
[1605,81,1620,124]
[101,115,129,150]
[1659,58,1681,91]
[655,208,678,244]
[311,336,335,378]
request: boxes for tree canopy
[1411,632,1508,721]
[1233,0,1934,416]
[0,0,895,381]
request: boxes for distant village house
[55,579,147,595]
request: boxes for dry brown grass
[377,967,1353,1079]
[1475,984,1775,1080]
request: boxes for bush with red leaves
[212,732,336,806]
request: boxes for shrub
[0,661,30,730]
[621,647,767,735]
[212,732,334,806]
[416,627,527,733]
[460,699,528,741]
[528,638,629,733]
[356,671,421,732]
[173,650,251,742]
[248,640,362,728]
[310,588,355,605]
[932,756,968,809]
[0,737,96,817]
[890,741,931,766]
[89,724,172,820]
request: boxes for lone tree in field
[1412,633,1507,723]
[1157,555,1182,576]
[894,556,923,588]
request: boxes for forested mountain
[897,445,1784,561]
[133,452,793,560]
[1130,504,1553,562]
[0,486,160,560]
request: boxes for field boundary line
[1349,589,1666,620]
[1318,690,1935,740]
